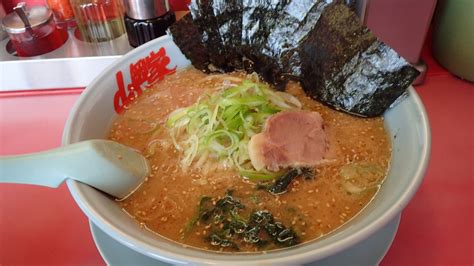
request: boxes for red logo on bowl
[114,47,177,113]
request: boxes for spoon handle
[0,142,88,188]
[0,140,149,198]
[14,2,31,28]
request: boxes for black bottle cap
[123,0,170,20]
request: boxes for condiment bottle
[123,0,176,47]
[46,0,75,25]
[70,0,126,42]
[1,3,8,41]
[1,2,68,57]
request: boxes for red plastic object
[9,24,68,57]
[46,0,75,22]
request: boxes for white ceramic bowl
[62,36,431,265]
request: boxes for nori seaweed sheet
[172,1,418,117]
[344,0,357,12]
[167,13,210,72]
[262,0,334,79]
[240,0,289,88]
[301,3,419,117]
[189,0,231,71]
[241,0,288,52]
[301,2,376,78]
[212,0,243,69]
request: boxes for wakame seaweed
[258,168,314,195]
[184,190,299,250]
[182,196,213,236]
[246,210,299,247]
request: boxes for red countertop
[1,48,473,265]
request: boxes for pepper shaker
[123,0,176,47]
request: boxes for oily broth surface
[108,67,391,252]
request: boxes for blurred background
[1,0,473,85]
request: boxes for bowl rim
[62,35,431,265]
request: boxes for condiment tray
[0,27,132,92]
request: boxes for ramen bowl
[62,36,431,265]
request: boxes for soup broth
[108,67,391,252]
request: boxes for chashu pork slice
[249,110,327,171]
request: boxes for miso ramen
[108,67,391,252]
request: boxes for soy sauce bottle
[123,0,175,48]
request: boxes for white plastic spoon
[0,140,149,199]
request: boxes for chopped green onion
[166,79,302,177]
[239,169,283,181]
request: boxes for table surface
[1,43,473,265]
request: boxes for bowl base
[89,214,401,265]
